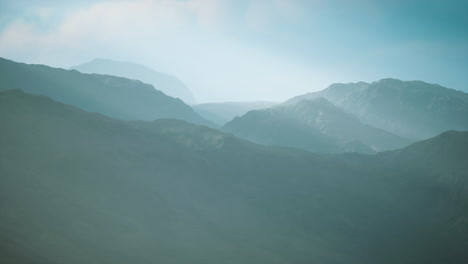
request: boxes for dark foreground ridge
[1,89,467,264]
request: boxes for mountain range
[1,89,467,264]
[224,97,410,153]
[1,57,467,264]
[72,58,197,104]
[286,78,468,140]
[0,57,213,127]
[224,78,468,153]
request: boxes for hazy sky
[0,0,467,102]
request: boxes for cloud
[0,0,336,102]
[0,0,312,67]
[0,0,231,52]
[0,0,244,69]
[0,0,312,53]
[244,0,313,30]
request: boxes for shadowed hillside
[1,90,467,264]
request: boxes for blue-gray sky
[0,0,467,102]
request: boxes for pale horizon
[1,0,467,103]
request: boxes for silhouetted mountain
[1,90,467,263]
[193,101,279,125]
[223,98,409,153]
[286,78,468,139]
[0,57,212,126]
[72,58,197,104]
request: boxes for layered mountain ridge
[0,89,467,263]
[224,97,410,153]
[0,57,213,127]
[286,78,468,139]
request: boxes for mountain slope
[193,101,279,125]
[223,98,410,153]
[0,57,212,126]
[286,78,468,139]
[72,58,197,104]
[1,90,467,264]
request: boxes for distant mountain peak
[375,77,403,83]
[286,78,468,139]
[224,95,409,154]
[72,58,197,104]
